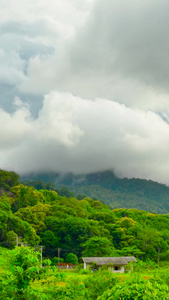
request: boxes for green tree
[58,186,74,198]
[0,169,19,191]
[59,216,90,252]
[11,185,44,212]
[0,246,48,299]
[66,253,78,265]
[39,189,59,203]
[15,203,51,234]
[41,230,60,249]
[82,237,116,257]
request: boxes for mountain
[21,170,169,214]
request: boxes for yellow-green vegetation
[1,169,169,263]
[2,169,169,298]
[23,170,169,214]
[1,246,169,299]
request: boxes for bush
[133,259,157,272]
[51,256,64,265]
[0,246,46,300]
[66,253,78,265]
[84,270,118,299]
[43,277,85,299]
[78,269,91,275]
[99,274,169,300]
[75,263,84,271]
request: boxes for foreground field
[1,247,169,299]
[30,266,169,299]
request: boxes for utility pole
[34,245,44,268]
[58,248,62,272]
[39,245,44,268]
[13,236,22,247]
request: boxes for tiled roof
[82,256,137,265]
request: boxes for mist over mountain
[21,170,169,214]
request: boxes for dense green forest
[2,169,169,299]
[1,169,169,263]
[21,170,169,213]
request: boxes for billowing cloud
[1,0,169,183]
[17,0,169,112]
[0,49,26,85]
[0,0,94,109]
[1,92,169,184]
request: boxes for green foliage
[82,237,116,257]
[11,184,44,212]
[2,169,169,264]
[14,203,51,233]
[78,268,91,275]
[41,230,59,248]
[0,246,46,299]
[58,186,75,197]
[58,216,90,251]
[24,179,56,191]
[43,279,85,300]
[0,169,19,191]
[27,170,169,214]
[6,230,18,248]
[51,256,64,265]
[84,270,117,299]
[99,274,169,299]
[66,253,78,265]
[0,195,40,247]
[39,189,58,203]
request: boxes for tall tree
[82,237,117,257]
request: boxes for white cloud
[1,91,169,184]
[0,49,26,85]
[1,0,169,183]
[0,98,31,150]
[16,0,169,113]
[0,0,92,90]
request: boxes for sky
[1,0,169,184]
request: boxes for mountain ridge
[21,170,169,214]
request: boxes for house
[82,256,137,273]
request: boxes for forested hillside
[22,170,169,213]
[1,169,169,263]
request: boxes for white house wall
[112,265,125,273]
[85,263,125,273]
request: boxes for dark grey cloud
[67,0,169,105]
[19,0,169,111]
[72,0,169,81]
[1,0,169,183]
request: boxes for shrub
[75,263,84,271]
[78,269,91,275]
[51,256,64,265]
[66,253,78,265]
[84,270,118,299]
[99,274,169,300]
[43,277,85,299]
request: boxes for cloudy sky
[1,0,169,184]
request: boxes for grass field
[31,266,156,293]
